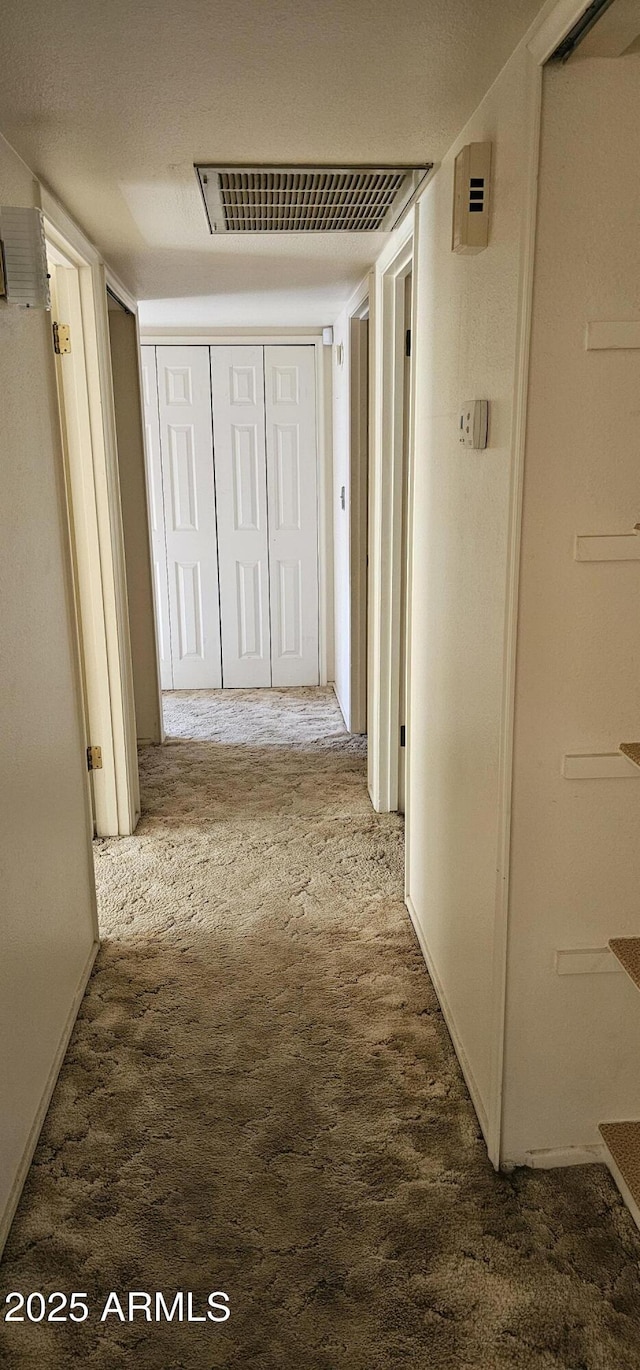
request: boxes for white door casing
[155,346,222,689]
[140,346,173,689]
[264,346,319,687]
[210,346,271,687]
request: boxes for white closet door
[140,346,173,690]
[156,347,222,689]
[210,347,271,687]
[264,346,319,686]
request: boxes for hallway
[1,690,640,1368]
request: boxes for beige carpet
[2,687,640,1369]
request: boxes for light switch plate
[459,399,488,449]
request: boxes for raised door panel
[140,346,173,689]
[210,347,271,687]
[167,424,199,530]
[156,346,222,688]
[264,346,319,686]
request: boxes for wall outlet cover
[459,399,488,449]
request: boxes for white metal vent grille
[196,166,431,233]
[0,206,50,308]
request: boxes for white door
[210,347,271,687]
[156,346,222,689]
[264,346,319,686]
[140,346,173,689]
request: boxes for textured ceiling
[0,0,544,313]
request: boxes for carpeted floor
[2,687,640,1368]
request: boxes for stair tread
[610,937,640,991]
[620,743,640,768]
[600,1121,640,1206]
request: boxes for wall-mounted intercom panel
[452,142,492,255]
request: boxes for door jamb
[348,296,370,736]
[368,219,414,813]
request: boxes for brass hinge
[405,328,411,358]
[400,724,406,748]
[87,745,103,772]
[53,321,71,354]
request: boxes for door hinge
[400,724,406,748]
[87,744,103,772]
[53,321,71,355]
[405,328,411,358]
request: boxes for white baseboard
[0,938,99,1258]
[563,751,639,779]
[502,1143,605,1170]
[405,892,490,1150]
[331,681,350,731]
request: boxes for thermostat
[459,400,488,449]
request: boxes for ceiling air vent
[195,165,431,233]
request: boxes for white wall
[0,136,98,1247]
[139,291,350,331]
[405,42,539,1147]
[502,55,640,1162]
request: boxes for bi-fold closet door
[141,343,319,690]
[210,347,271,686]
[141,346,222,689]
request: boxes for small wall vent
[195,165,431,233]
[0,206,50,308]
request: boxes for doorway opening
[140,338,328,728]
[367,229,415,819]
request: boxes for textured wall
[0,135,97,1240]
[0,0,542,304]
[503,56,640,1160]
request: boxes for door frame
[367,216,415,814]
[43,189,140,836]
[140,329,332,687]
[348,293,370,736]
